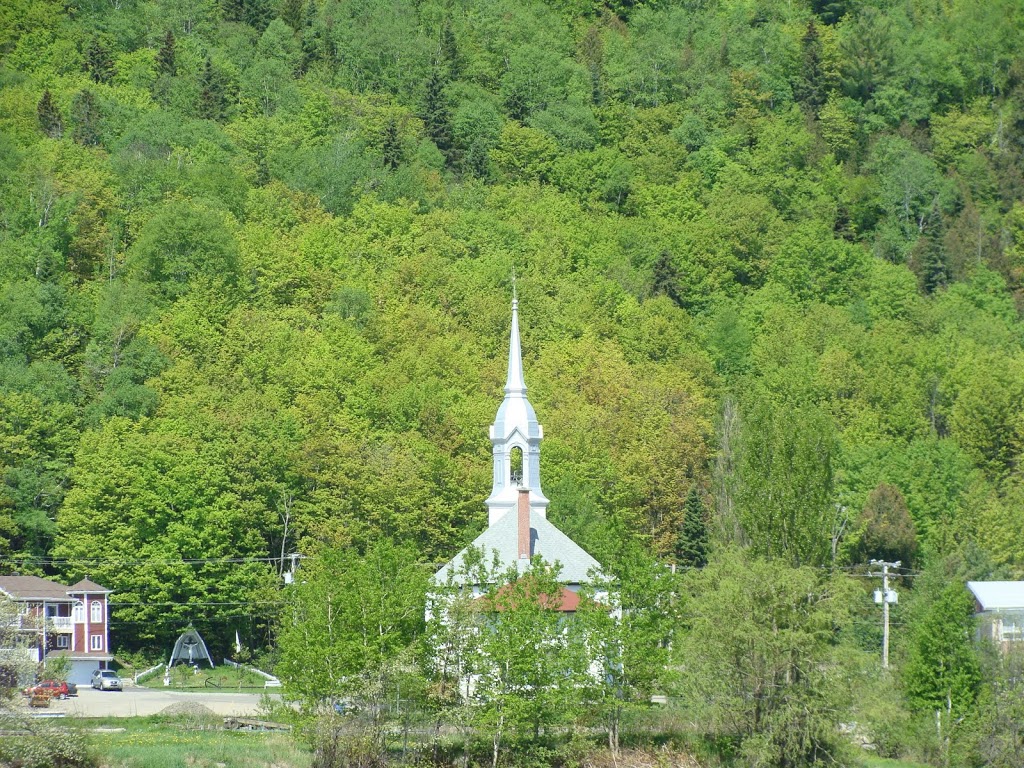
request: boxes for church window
[510,447,523,486]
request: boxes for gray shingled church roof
[433,510,602,585]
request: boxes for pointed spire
[505,296,526,395]
[488,291,548,524]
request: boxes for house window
[90,600,103,623]
[90,634,103,651]
[73,603,84,623]
[1001,618,1022,642]
[56,635,69,649]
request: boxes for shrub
[0,716,97,768]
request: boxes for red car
[23,679,69,699]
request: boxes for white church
[432,297,602,606]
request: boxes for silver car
[91,669,122,691]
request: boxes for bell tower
[485,297,549,526]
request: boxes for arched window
[90,600,103,623]
[510,446,523,486]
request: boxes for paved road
[19,686,277,718]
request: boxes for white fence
[223,658,281,688]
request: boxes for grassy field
[11,714,936,768]
[86,716,310,768]
[137,664,273,691]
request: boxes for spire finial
[511,266,518,305]
[505,284,526,395]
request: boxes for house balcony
[5,615,73,632]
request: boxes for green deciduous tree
[679,548,860,767]
[276,539,427,708]
[469,558,588,768]
[852,483,917,568]
[965,645,1024,768]
[903,582,981,753]
[949,352,1024,479]
[736,400,838,567]
[0,595,35,701]
[127,199,240,300]
[578,545,678,753]
[53,417,279,652]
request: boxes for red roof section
[481,584,583,613]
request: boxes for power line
[109,601,284,607]
[1,555,289,566]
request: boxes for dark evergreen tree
[676,487,709,568]
[839,7,896,103]
[913,234,950,295]
[281,0,303,31]
[256,154,270,186]
[221,0,245,22]
[299,0,322,73]
[422,66,452,157]
[157,30,176,77]
[795,20,826,110]
[37,89,63,139]
[85,38,116,84]
[381,118,402,170]
[197,57,226,120]
[579,24,604,105]
[439,16,460,80]
[71,89,101,145]
[244,0,273,31]
[651,250,684,308]
[463,136,491,179]
[504,88,528,122]
[811,0,851,25]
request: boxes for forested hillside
[1,0,1023,663]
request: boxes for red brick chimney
[518,489,531,561]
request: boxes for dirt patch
[583,747,702,768]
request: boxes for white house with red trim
[0,575,113,684]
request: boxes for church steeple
[486,297,549,526]
[505,297,526,395]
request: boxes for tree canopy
[1,9,1023,764]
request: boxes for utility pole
[41,599,48,670]
[870,559,900,670]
